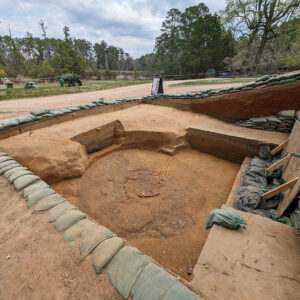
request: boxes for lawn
[171,77,258,86]
[0,80,151,101]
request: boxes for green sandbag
[54,210,87,232]
[0,163,21,174]
[13,175,40,192]
[93,237,125,274]
[17,116,34,124]
[256,75,270,82]
[277,110,295,118]
[26,188,56,208]
[60,108,72,114]
[30,109,50,116]
[0,152,8,157]
[23,180,49,198]
[4,166,27,178]
[50,110,65,116]
[162,281,202,300]
[80,226,115,261]
[9,170,33,183]
[68,106,81,111]
[34,193,65,211]
[130,262,176,300]
[107,246,151,299]
[0,156,13,163]
[63,219,98,241]
[2,119,20,128]
[206,209,246,230]
[48,201,76,222]
[270,209,292,225]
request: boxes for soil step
[159,141,190,156]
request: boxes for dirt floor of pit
[0,80,245,122]
[0,176,122,300]
[52,149,240,280]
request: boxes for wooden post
[266,154,291,173]
[261,177,299,200]
[271,139,289,156]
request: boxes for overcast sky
[0,0,227,58]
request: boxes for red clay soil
[0,177,122,300]
[52,149,240,280]
[187,81,300,121]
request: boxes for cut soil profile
[53,149,239,279]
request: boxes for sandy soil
[0,176,123,300]
[48,104,288,145]
[0,80,243,121]
[53,149,240,280]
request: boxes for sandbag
[23,180,49,198]
[0,163,21,175]
[0,156,13,163]
[162,281,202,300]
[13,175,40,192]
[277,110,295,118]
[30,109,50,116]
[68,106,81,112]
[2,119,20,128]
[17,116,34,124]
[0,160,18,170]
[48,202,76,222]
[256,75,270,82]
[130,262,176,300]
[107,246,151,299]
[93,237,125,274]
[50,110,65,116]
[4,166,27,178]
[26,188,56,208]
[9,170,33,183]
[0,152,8,156]
[206,209,246,230]
[80,226,115,261]
[60,108,72,114]
[34,193,65,211]
[63,219,98,242]
[54,210,87,232]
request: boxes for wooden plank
[226,157,251,207]
[266,154,291,173]
[278,179,300,217]
[262,177,299,200]
[271,138,289,156]
[282,121,300,157]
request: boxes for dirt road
[0,80,243,121]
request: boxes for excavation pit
[53,148,240,279]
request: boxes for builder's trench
[52,143,239,280]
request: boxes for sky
[0,0,227,58]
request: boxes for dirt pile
[0,129,88,183]
[53,149,239,279]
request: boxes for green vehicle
[59,74,82,86]
[24,82,39,89]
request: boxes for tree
[38,61,56,77]
[155,8,181,74]
[94,40,108,69]
[51,41,86,74]
[63,26,72,44]
[223,0,300,69]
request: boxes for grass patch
[0,80,151,101]
[171,78,257,86]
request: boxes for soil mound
[0,129,88,183]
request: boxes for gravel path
[0,80,242,121]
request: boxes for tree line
[1,0,299,79]
[136,0,300,76]
[0,22,134,79]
